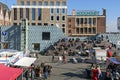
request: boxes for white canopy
[14,57,36,67]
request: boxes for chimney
[72,9,76,16]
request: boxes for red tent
[0,64,23,80]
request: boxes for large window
[20,1,24,5]
[62,1,66,6]
[32,8,35,20]
[42,32,50,40]
[20,8,23,19]
[38,1,42,5]
[32,1,36,5]
[50,1,54,6]
[14,8,17,20]
[26,8,29,20]
[44,1,48,6]
[26,1,30,5]
[56,1,60,6]
[38,8,42,20]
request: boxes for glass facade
[26,8,29,20]
[38,8,42,20]
[32,8,35,20]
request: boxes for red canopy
[0,64,23,80]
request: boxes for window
[56,1,60,6]
[51,8,54,14]
[13,23,17,25]
[56,16,59,21]
[38,1,42,5]
[51,16,54,21]
[50,1,54,6]
[20,1,24,5]
[89,18,92,24]
[38,9,42,20]
[32,23,36,25]
[32,43,40,51]
[62,9,65,14]
[62,24,65,27]
[42,32,50,40]
[44,23,48,26]
[26,8,29,20]
[62,16,65,21]
[38,23,42,26]
[26,1,30,5]
[51,24,54,26]
[32,1,36,5]
[68,30,71,33]
[14,8,17,20]
[44,1,48,6]
[32,8,35,20]
[20,8,23,19]
[62,1,66,6]
[68,19,71,22]
[62,28,65,33]
[56,9,59,14]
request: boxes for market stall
[0,63,23,80]
[13,57,36,67]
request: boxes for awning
[0,64,23,80]
[109,57,120,64]
[14,57,36,67]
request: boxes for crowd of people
[24,63,52,80]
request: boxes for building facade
[67,9,106,37]
[0,2,11,26]
[11,0,67,33]
[117,17,120,30]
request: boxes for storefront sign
[76,10,99,16]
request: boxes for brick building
[67,9,106,37]
[11,0,67,33]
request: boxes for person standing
[43,63,48,80]
[91,67,98,80]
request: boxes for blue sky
[0,0,120,32]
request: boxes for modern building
[117,17,120,30]
[11,0,67,34]
[0,2,11,26]
[67,9,106,37]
